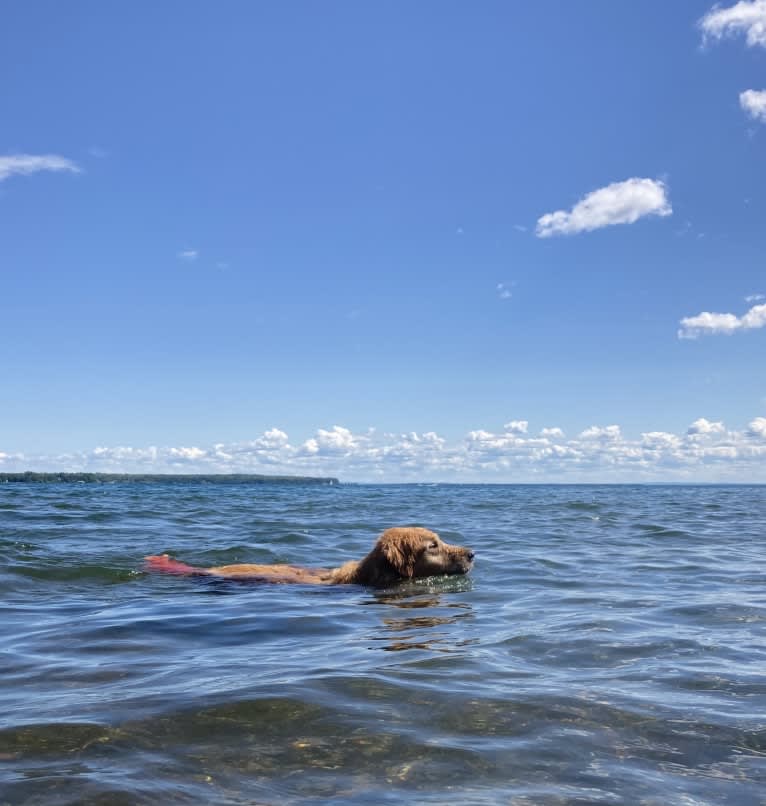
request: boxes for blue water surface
[1,482,765,804]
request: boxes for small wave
[564,501,601,511]
[663,602,766,624]
[11,564,139,584]
[633,523,692,538]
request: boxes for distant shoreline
[0,472,339,485]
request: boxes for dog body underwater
[145,527,474,586]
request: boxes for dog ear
[379,528,419,578]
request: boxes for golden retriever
[144,527,474,586]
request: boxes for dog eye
[427,541,439,551]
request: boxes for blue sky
[2,0,766,481]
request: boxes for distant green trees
[0,472,339,485]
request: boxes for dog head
[376,527,474,579]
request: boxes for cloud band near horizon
[2,417,765,482]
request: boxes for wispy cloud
[0,154,80,182]
[496,283,512,300]
[177,249,199,261]
[4,416,766,481]
[678,302,766,338]
[745,293,765,302]
[740,89,766,121]
[700,0,766,47]
[536,178,672,238]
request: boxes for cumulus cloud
[740,89,766,121]
[257,428,289,447]
[0,154,80,182]
[678,302,766,338]
[641,431,682,450]
[748,417,766,438]
[687,418,726,436]
[700,0,766,48]
[504,420,528,434]
[302,426,365,456]
[579,425,621,441]
[536,178,672,238]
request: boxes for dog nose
[466,550,475,561]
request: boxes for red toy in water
[144,554,208,576]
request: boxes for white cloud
[540,427,565,439]
[740,89,766,121]
[536,178,672,238]
[745,293,765,303]
[0,154,80,182]
[302,425,364,456]
[641,431,682,450]
[700,0,766,48]
[257,428,289,448]
[168,446,207,461]
[678,302,766,338]
[504,420,528,434]
[748,417,766,438]
[178,249,198,261]
[678,311,741,338]
[687,418,725,436]
[497,283,513,299]
[579,425,621,441]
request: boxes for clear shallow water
[1,482,765,805]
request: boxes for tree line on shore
[0,472,339,485]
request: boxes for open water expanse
[0,482,765,805]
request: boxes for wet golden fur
[145,527,474,586]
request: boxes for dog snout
[466,549,475,562]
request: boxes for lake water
[1,482,765,805]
